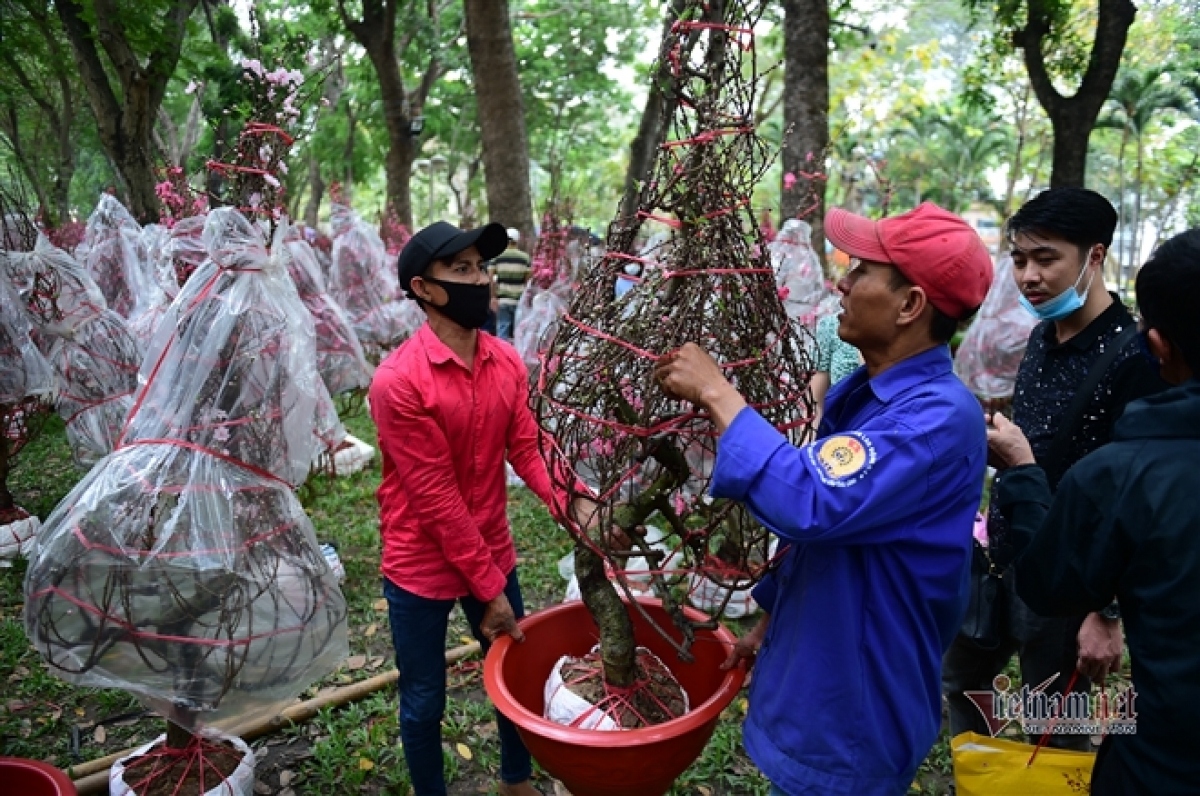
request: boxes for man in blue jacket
[656,202,993,795]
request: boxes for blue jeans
[497,303,517,340]
[384,571,532,795]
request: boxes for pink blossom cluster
[45,221,86,254]
[155,166,208,228]
[240,58,303,123]
[379,207,411,256]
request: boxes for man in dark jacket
[987,228,1200,795]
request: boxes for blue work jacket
[712,345,987,796]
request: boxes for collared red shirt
[712,345,987,796]
[369,323,558,602]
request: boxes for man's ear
[896,284,929,329]
[410,275,436,304]
[1089,244,1107,270]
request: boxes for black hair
[1136,228,1200,374]
[889,269,974,344]
[1005,187,1118,250]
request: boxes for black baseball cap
[397,221,509,299]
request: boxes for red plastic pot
[0,757,77,795]
[484,597,746,796]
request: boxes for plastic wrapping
[282,231,373,397]
[3,235,139,466]
[162,215,209,295]
[514,289,567,373]
[24,208,349,732]
[79,195,154,320]
[769,219,828,329]
[327,203,408,355]
[954,256,1035,401]
[47,310,141,468]
[3,235,108,350]
[0,272,54,405]
[128,224,174,353]
[110,729,256,796]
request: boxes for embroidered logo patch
[810,432,876,487]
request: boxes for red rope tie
[121,438,293,488]
[28,583,331,649]
[635,212,683,229]
[660,266,772,279]
[670,21,755,50]
[660,126,754,149]
[63,390,135,425]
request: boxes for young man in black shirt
[988,228,1200,794]
[943,187,1166,748]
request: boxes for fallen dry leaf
[93,725,107,744]
[253,781,271,795]
[372,598,388,611]
[358,757,375,771]
[366,656,385,671]
[364,623,378,637]
[455,742,473,760]
[697,787,712,796]
[345,654,367,671]
[279,769,296,787]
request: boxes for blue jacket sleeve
[711,404,961,546]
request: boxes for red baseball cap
[824,202,993,319]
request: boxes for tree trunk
[464,0,533,242]
[338,0,431,228]
[619,1,689,222]
[782,0,830,273]
[304,152,325,229]
[1000,82,1032,254]
[56,0,199,224]
[574,544,637,687]
[1115,125,1128,280]
[1131,137,1144,280]
[343,100,358,196]
[1015,0,1135,188]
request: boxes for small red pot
[0,757,77,795]
[484,597,746,796]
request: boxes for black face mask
[421,277,492,330]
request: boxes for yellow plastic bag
[951,732,1095,795]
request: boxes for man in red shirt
[371,221,561,796]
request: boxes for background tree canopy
[1,0,1197,270]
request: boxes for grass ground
[1,410,961,795]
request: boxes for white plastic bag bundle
[514,289,566,373]
[24,208,349,732]
[283,230,373,397]
[544,645,688,731]
[954,256,1035,401]
[686,535,778,618]
[560,525,683,603]
[79,195,155,320]
[110,728,255,796]
[328,203,409,354]
[769,219,828,329]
